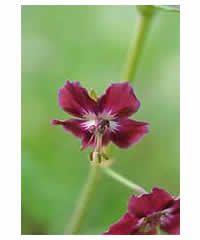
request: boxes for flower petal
[160,214,180,235]
[103,213,137,235]
[51,119,95,148]
[81,131,96,149]
[160,198,180,235]
[110,119,149,148]
[128,188,174,218]
[52,119,86,138]
[98,82,140,118]
[58,81,97,118]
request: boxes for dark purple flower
[103,188,180,235]
[52,81,148,159]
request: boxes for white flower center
[109,121,119,132]
[98,110,115,120]
[82,119,96,130]
[82,111,119,133]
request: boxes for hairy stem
[102,166,146,194]
[65,161,100,234]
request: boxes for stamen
[92,151,102,163]
[96,132,103,153]
[89,152,93,161]
[101,152,109,160]
[91,132,103,163]
[88,118,111,163]
[98,119,110,133]
[136,212,162,234]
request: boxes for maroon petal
[160,198,180,235]
[58,81,97,118]
[51,119,95,148]
[103,213,137,235]
[52,119,86,138]
[110,119,149,148]
[81,132,96,149]
[98,82,140,118]
[128,188,174,218]
[172,198,180,213]
[161,214,180,235]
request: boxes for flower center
[136,211,163,233]
[97,119,110,134]
[87,118,112,163]
[87,118,111,135]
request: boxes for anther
[102,152,109,160]
[98,119,110,134]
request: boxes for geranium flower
[103,187,180,235]
[52,81,148,160]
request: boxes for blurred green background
[21,5,180,235]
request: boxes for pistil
[91,131,102,163]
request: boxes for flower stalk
[102,166,146,194]
[121,6,155,83]
[62,6,155,235]
[104,5,155,160]
[65,161,100,234]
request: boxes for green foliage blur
[21,5,180,235]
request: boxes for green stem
[121,9,154,83]
[65,7,155,235]
[105,6,155,156]
[156,224,161,235]
[102,167,146,194]
[152,5,180,13]
[65,162,100,234]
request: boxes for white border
[20,0,181,6]
[1,0,21,239]
[1,1,188,240]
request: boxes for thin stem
[105,7,155,157]
[121,11,154,83]
[102,166,146,195]
[153,5,180,13]
[156,224,161,235]
[65,7,154,235]
[65,161,100,234]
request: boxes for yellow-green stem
[65,161,100,234]
[102,166,146,194]
[105,7,155,156]
[65,7,155,235]
[156,224,161,235]
[121,10,154,83]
